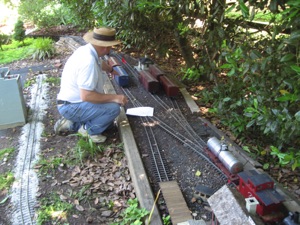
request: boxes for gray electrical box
[0,67,9,78]
[0,74,27,130]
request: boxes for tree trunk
[173,28,195,68]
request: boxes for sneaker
[89,134,107,143]
[78,125,88,137]
[54,118,73,135]
[78,126,106,143]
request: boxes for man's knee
[111,103,121,116]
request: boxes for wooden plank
[180,88,200,113]
[104,79,163,225]
[160,181,192,224]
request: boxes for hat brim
[83,31,121,47]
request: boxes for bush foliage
[6,0,300,170]
[30,37,55,60]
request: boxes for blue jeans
[57,102,120,135]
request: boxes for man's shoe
[78,126,88,137]
[90,134,107,143]
[78,126,106,143]
[54,118,73,135]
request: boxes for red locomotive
[238,170,286,223]
[206,137,289,224]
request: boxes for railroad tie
[159,181,192,224]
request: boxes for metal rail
[112,52,228,187]
[123,88,172,182]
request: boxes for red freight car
[159,75,180,97]
[149,64,165,80]
[138,70,160,93]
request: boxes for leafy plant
[181,66,204,82]
[44,77,61,85]
[36,193,73,225]
[36,156,64,175]
[110,198,149,225]
[13,20,26,45]
[270,146,300,170]
[0,33,11,51]
[30,37,55,60]
[0,148,14,161]
[0,172,15,191]
[162,215,171,225]
[72,135,105,165]
[0,38,34,64]
[18,0,74,28]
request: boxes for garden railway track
[10,75,49,225]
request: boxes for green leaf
[253,98,258,109]
[238,0,249,17]
[295,111,300,121]
[276,94,298,102]
[242,146,251,153]
[263,163,269,170]
[280,54,295,62]
[220,63,232,69]
[223,97,231,102]
[291,65,300,74]
[0,196,9,204]
[246,119,256,128]
[250,50,261,60]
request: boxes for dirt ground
[0,33,135,224]
[0,26,299,225]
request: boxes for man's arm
[80,89,128,106]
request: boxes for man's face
[105,46,112,55]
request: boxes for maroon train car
[160,75,180,97]
[138,70,160,93]
[238,170,286,223]
[149,64,165,80]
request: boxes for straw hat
[83,27,121,47]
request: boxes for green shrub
[13,20,26,45]
[18,0,71,28]
[30,37,55,60]
[0,33,11,51]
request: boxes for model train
[106,55,129,87]
[205,136,299,225]
[106,55,180,97]
[137,58,180,97]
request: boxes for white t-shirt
[57,43,107,103]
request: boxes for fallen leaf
[76,204,84,211]
[195,170,202,177]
